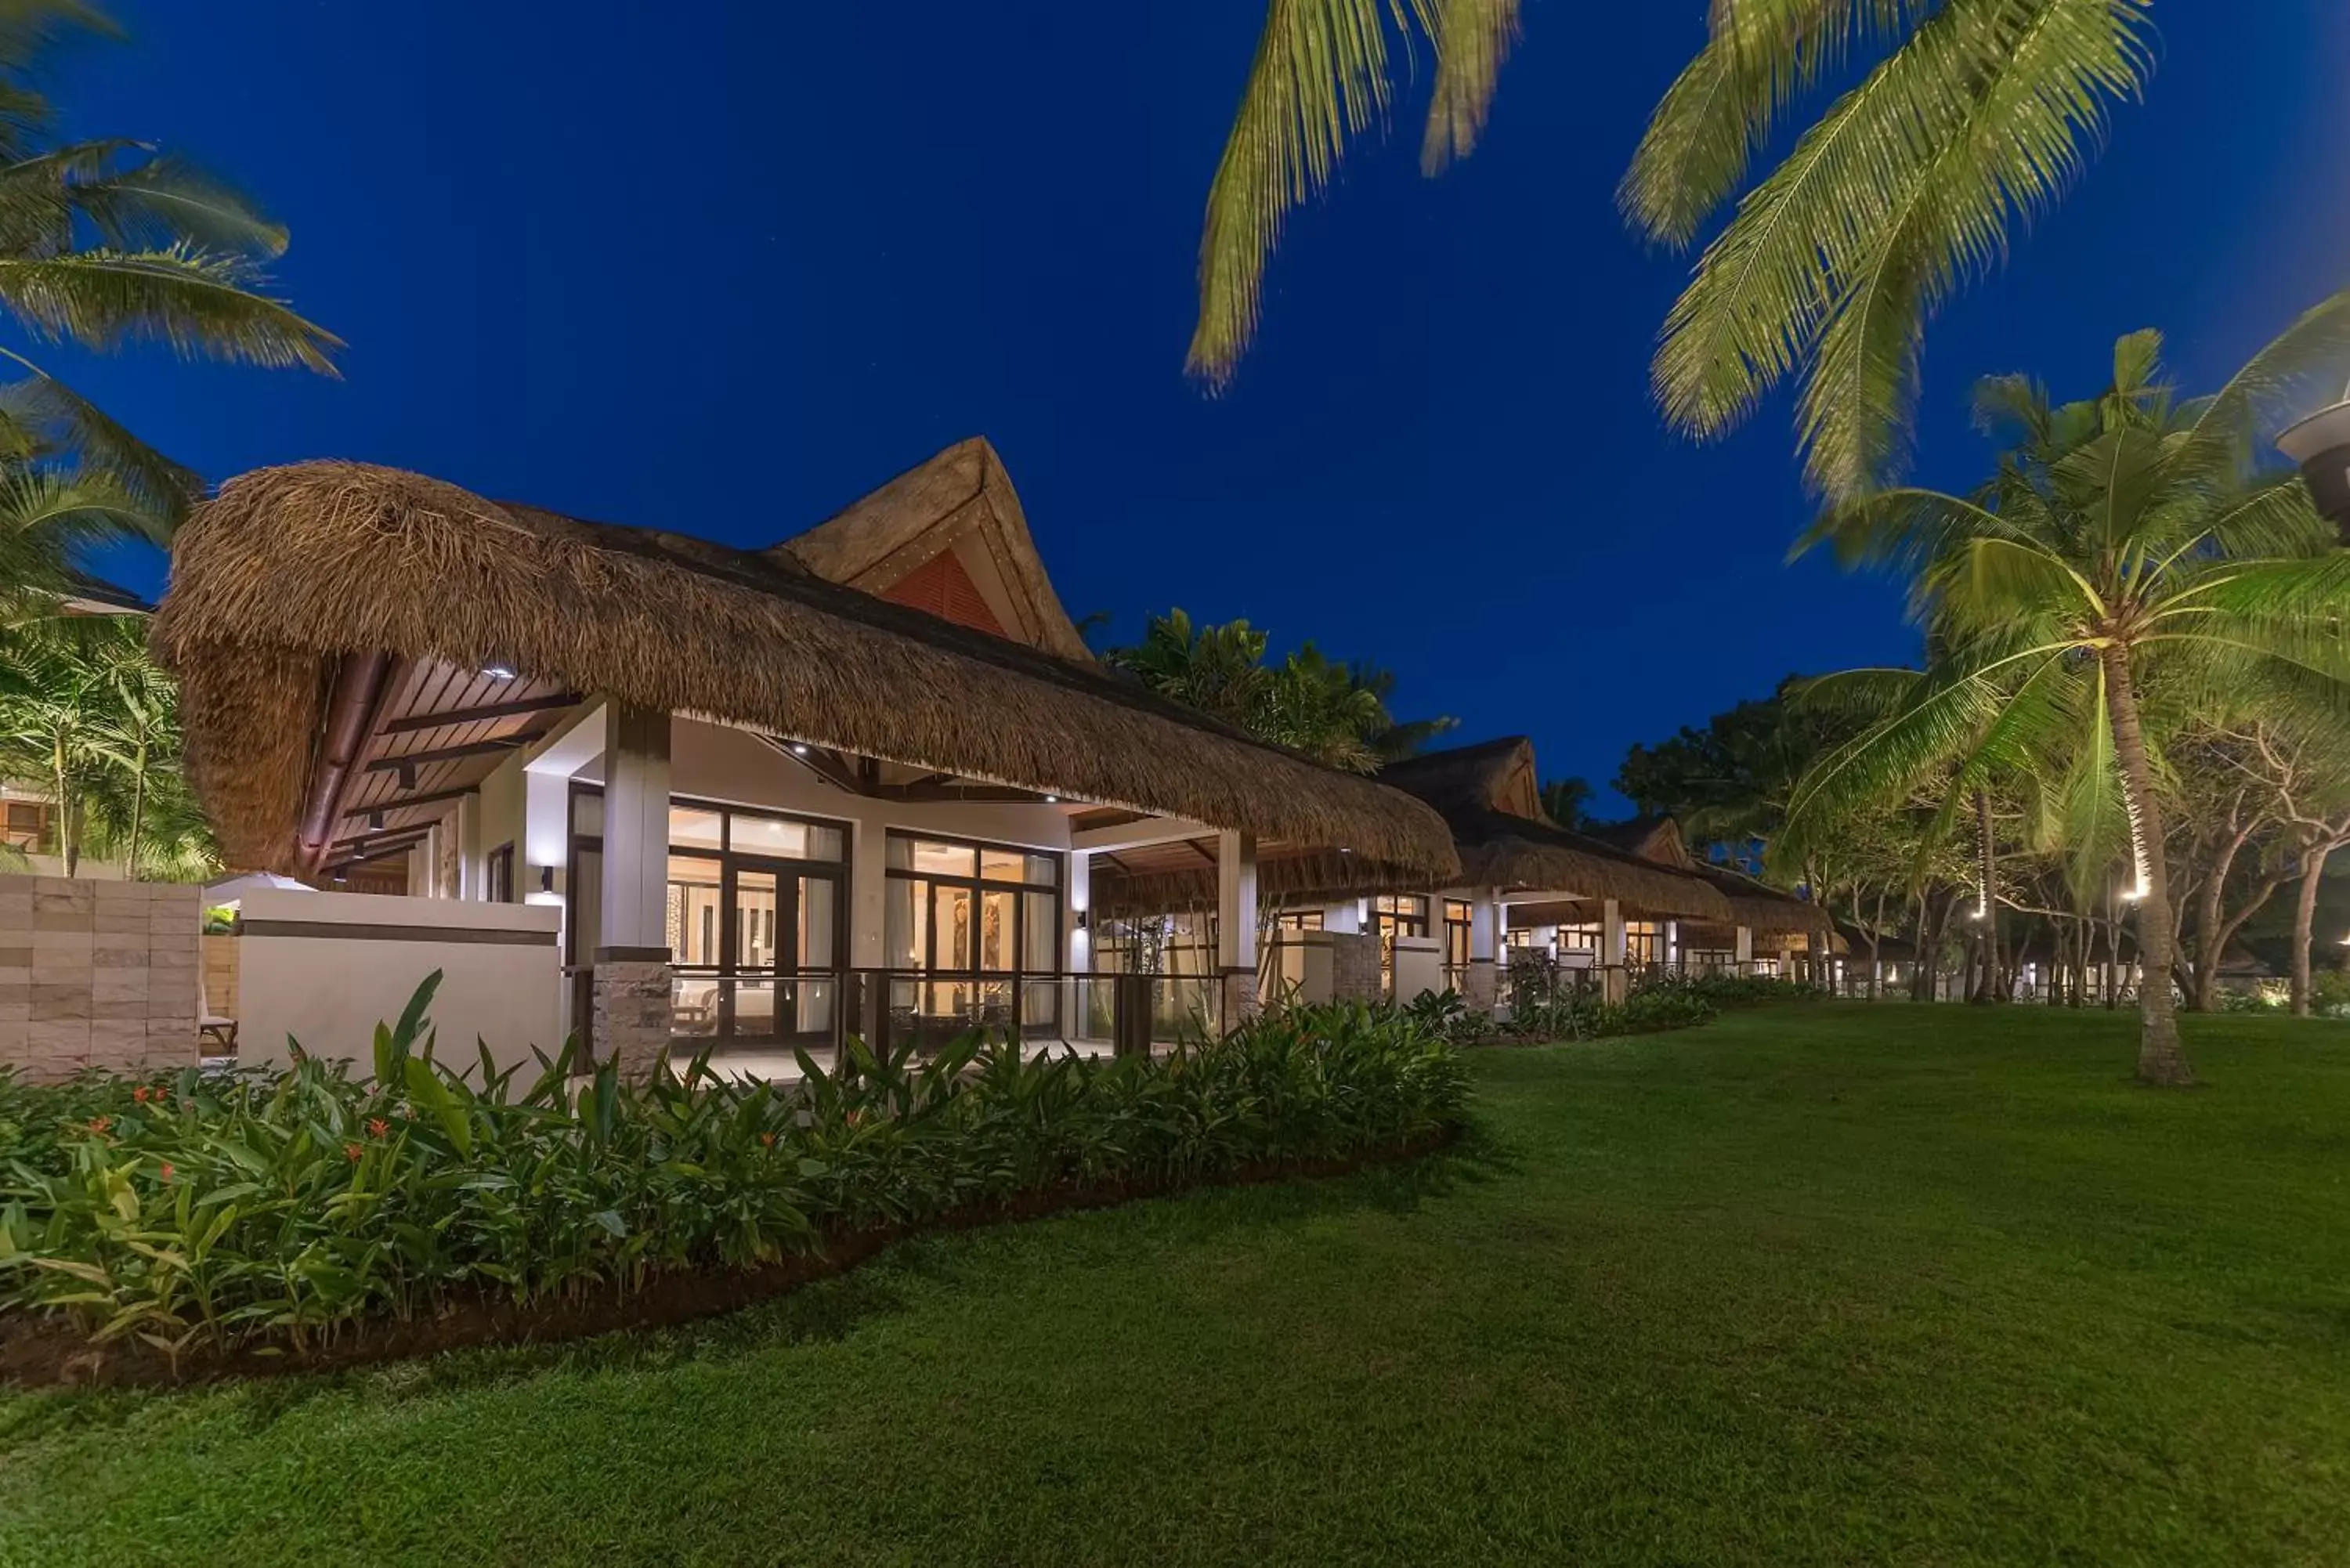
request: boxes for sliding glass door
[884,833,1061,1042]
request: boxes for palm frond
[1789,0,2150,498]
[0,348,200,518]
[66,150,291,256]
[2176,287,2350,473]
[1419,0,1520,173]
[1618,1,1918,248]
[0,246,341,371]
[1186,0,1409,388]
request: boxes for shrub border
[0,1126,1459,1390]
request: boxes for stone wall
[1329,930,1381,1003]
[0,876,199,1082]
[591,957,674,1082]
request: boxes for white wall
[1393,934,1443,1003]
[235,888,562,1075]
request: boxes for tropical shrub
[0,981,1466,1364]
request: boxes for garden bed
[0,1125,1455,1389]
[1,979,1468,1387]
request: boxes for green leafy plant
[0,978,1469,1365]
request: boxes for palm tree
[1106,607,1454,771]
[1622,0,2153,501]
[0,3,337,550]
[1787,301,2350,1085]
[1188,1,1524,386]
[1539,776,1592,830]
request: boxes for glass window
[980,847,1026,882]
[668,806,724,851]
[666,855,724,966]
[884,878,919,969]
[1022,891,1057,972]
[1025,853,1058,887]
[731,813,844,862]
[1278,910,1325,933]
[890,837,976,876]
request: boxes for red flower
[344,1142,364,1162]
[845,1110,865,1127]
[157,1162,174,1183]
[757,1132,776,1148]
[86,1115,111,1135]
[132,1085,150,1104]
[367,1118,390,1139]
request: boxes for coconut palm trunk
[2103,645,2191,1086]
[2291,838,2336,1017]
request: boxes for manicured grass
[5,1003,2348,1566]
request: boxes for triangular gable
[773,436,1092,662]
[1487,740,1545,822]
[880,548,1007,638]
[1623,818,1695,869]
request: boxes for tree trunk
[123,732,149,883]
[2292,840,2335,1018]
[2105,646,2193,1086]
[52,739,76,880]
[1969,792,1999,1003]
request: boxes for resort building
[151,441,1459,1077]
[1087,738,1831,1009]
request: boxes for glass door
[721,857,839,1043]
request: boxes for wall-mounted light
[1074,909,1090,931]
[540,865,555,894]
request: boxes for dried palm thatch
[1581,811,1833,937]
[151,462,1459,880]
[1088,738,1734,921]
[1088,847,1415,921]
[1683,865,1835,938]
[774,437,1092,662]
[1379,739,1731,920]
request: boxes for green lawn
[5,1003,2349,1566]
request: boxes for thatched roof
[151,461,1459,880]
[775,438,1093,662]
[1376,739,1733,920]
[1089,846,1418,920]
[1680,865,1835,938]
[1580,811,1833,938]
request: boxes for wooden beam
[338,784,475,821]
[883,783,1047,804]
[381,692,583,735]
[364,733,542,772]
[329,826,430,853]
[1187,838,1220,869]
[297,652,399,876]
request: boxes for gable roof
[772,437,1092,660]
[150,461,1458,883]
[1378,739,1730,919]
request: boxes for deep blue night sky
[45,2,2350,808]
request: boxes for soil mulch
[0,1128,1458,1391]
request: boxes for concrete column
[594,704,673,1079]
[1664,918,1679,975]
[1216,830,1259,1026]
[1602,898,1629,1004]
[1734,925,1754,975]
[1464,891,1499,1013]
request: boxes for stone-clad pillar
[1602,898,1629,1004]
[595,704,673,1079]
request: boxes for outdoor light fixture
[1044,794,1059,804]
[2277,397,2350,542]
[791,742,809,755]
[396,761,418,792]
[483,663,518,681]
[539,865,555,894]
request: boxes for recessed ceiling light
[791,743,809,756]
[1044,795,1059,804]
[483,663,517,681]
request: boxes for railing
[577,967,1227,1064]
